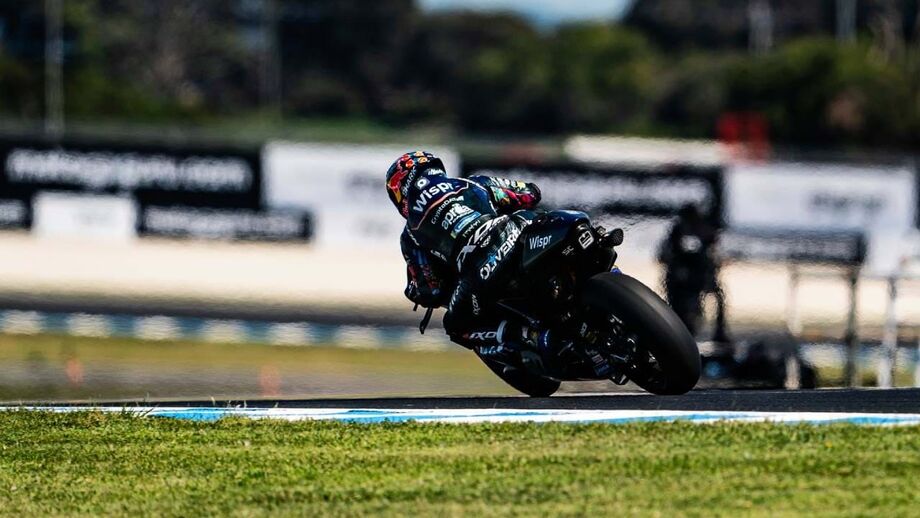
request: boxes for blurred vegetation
[0,333,510,401]
[0,0,918,148]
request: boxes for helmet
[386,151,446,218]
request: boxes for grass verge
[1,411,919,516]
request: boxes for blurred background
[1,0,920,401]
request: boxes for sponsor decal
[578,230,594,249]
[412,182,454,214]
[441,204,474,230]
[480,224,524,280]
[415,177,429,189]
[471,294,481,316]
[528,234,551,250]
[455,216,506,270]
[561,245,575,256]
[432,198,458,220]
[451,212,480,237]
[469,331,498,341]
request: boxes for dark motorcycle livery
[422,209,701,397]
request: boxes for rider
[386,151,554,363]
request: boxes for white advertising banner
[727,162,917,274]
[33,192,137,241]
[727,162,916,235]
[264,142,459,248]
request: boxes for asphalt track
[59,388,920,414]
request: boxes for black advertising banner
[720,229,866,266]
[138,206,313,242]
[0,136,316,242]
[462,161,724,226]
[0,137,262,210]
[0,136,314,241]
[0,182,33,230]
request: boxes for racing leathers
[399,173,542,354]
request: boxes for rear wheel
[479,356,561,397]
[580,272,701,395]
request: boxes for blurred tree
[0,53,42,119]
[622,0,831,50]
[547,23,658,133]
[55,0,259,121]
[724,38,916,146]
[653,53,738,138]
[0,1,49,120]
[278,0,416,117]
[0,0,916,149]
[395,11,550,131]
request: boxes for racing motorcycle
[417,210,701,397]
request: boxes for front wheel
[580,273,701,395]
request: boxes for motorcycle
[418,209,701,397]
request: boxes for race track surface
[69,388,920,414]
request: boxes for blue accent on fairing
[610,267,622,274]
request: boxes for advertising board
[264,142,459,247]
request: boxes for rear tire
[479,356,561,397]
[580,272,701,395]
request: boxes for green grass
[1,412,919,516]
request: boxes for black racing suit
[400,173,541,350]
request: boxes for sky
[418,0,636,26]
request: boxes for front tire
[580,272,701,395]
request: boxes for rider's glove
[404,280,445,308]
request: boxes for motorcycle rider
[386,151,554,364]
